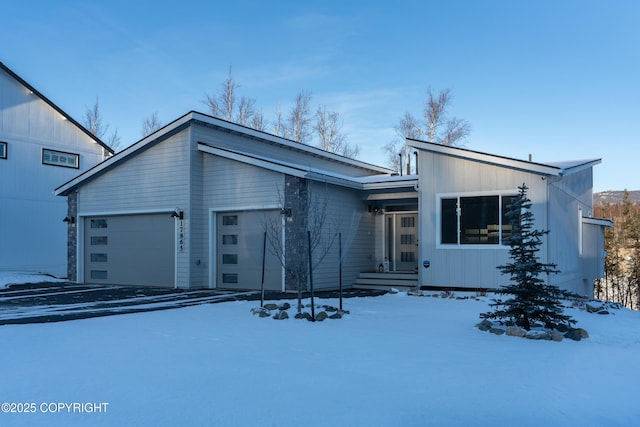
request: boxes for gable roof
[408,138,601,177]
[55,111,395,195]
[0,61,114,154]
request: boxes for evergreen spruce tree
[481,184,576,330]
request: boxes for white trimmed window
[0,142,7,159]
[439,193,518,246]
[42,148,79,169]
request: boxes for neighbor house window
[42,148,79,169]
[440,194,517,245]
[0,142,7,159]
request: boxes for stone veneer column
[284,175,309,291]
[66,191,78,281]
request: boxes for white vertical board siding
[418,151,549,289]
[0,68,105,276]
[309,181,373,290]
[547,169,596,295]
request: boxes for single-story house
[0,61,113,277]
[54,111,611,296]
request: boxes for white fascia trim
[582,217,614,227]
[408,139,563,176]
[362,179,419,190]
[556,159,602,176]
[78,208,178,217]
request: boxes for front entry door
[385,213,418,272]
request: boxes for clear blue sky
[2,0,638,192]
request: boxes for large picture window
[440,194,517,245]
[42,148,79,169]
[0,142,7,159]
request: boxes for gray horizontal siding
[192,123,377,178]
[78,131,190,214]
[308,182,372,290]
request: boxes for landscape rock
[564,330,582,341]
[574,328,589,339]
[324,306,338,312]
[315,311,329,322]
[251,307,271,317]
[525,330,551,340]
[597,310,609,315]
[489,327,505,335]
[586,304,602,313]
[551,331,564,342]
[329,312,342,319]
[263,303,279,311]
[295,312,313,321]
[278,302,291,311]
[476,319,493,331]
[506,326,527,337]
[272,311,289,320]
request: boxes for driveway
[0,283,384,325]
[0,283,257,325]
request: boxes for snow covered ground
[0,271,65,288]
[1,288,639,427]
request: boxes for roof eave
[408,138,563,176]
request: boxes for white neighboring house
[54,111,611,297]
[0,61,113,277]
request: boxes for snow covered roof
[408,138,601,177]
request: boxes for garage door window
[90,270,108,280]
[91,236,108,245]
[222,234,238,245]
[222,273,238,284]
[222,254,238,264]
[90,253,108,262]
[90,219,108,228]
[223,215,238,226]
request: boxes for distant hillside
[594,190,640,205]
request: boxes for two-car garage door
[84,214,175,287]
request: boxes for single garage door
[84,214,175,287]
[216,210,282,290]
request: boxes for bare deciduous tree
[250,110,268,132]
[264,181,338,314]
[142,111,162,137]
[314,106,359,158]
[384,87,470,173]
[273,104,286,137]
[235,97,256,127]
[83,97,122,152]
[205,67,238,122]
[84,97,107,138]
[287,91,313,143]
